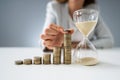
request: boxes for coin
[63,46,71,63]
[53,58,61,61]
[64,56,71,59]
[64,31,71,46]
[15,60,23,65]
[43,60,51,64]
[53,47,61,64]
[43,54,51,64]
[63,61,71,64]
[53,57,61,64]
[23,59,32,65]
[53,62,61,64]
[43,53,51,60]
[33,57,42,64]
[63,50,71,64]
[53,47,61,55]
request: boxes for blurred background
[0,0,120,47]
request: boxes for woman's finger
[41,34,56,40]
[46,45,53,50]
[49,23,64,32]
[44,39,62,47]
[45,28,58,35]
[44,44,53,50]
[43,40,53,49]
[63,29,74,34]
[69,29,74,34]
[49,24,58,31]
[44,40,53,46]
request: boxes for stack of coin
[53,47,61,64]
[23,59,32,65]
[63,30,72,64]
[64,31,71,47]
[33,56,42,65]
[15,60,23,65]
[43,53,51,64]
[63,46,71,64]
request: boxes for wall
[0,0,120,47]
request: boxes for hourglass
[73,9,99,66]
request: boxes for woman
[41,0,114,51]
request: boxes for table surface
[0,48,120,80]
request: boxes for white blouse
[42,1,114,49]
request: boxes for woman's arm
[41,2,56,52]
[42,2,56,32]
[91,16,114,49]
[86,4,114,49]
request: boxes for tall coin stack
[63,30,72,64]
[53,47,61,64]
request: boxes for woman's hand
[41,23,74,50]
[40,24,63,50]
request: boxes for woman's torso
[51,1,98,42]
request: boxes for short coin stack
[23,59,32,65]
[43,53,51,64]
[15,54,46,65]
[53,47,61,64]
[33,57,42,65]
[15,60,23,65]
[63,30,72,64]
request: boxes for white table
[0,48,120,80]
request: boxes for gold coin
[64,33,71,46]
[64,53,71,56]
[53,58,61,61]
[15,60,23,65]
[53,62,61,64]
[43,60,51,64]
[34,57,42,64]
[64,57,71,59]
[43,54,51,64]
[53,47,61,56]
[53,54,61,57]
[63,62,71,64]
[43,54,51,61]
[34,56,42,60]
[23,59,32,65]
[43,54,51,58]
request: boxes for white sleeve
[40,2,56,50]
[42,2,56,33]
[91,16,114,49]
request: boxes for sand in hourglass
[75,21,97,36]
[76,57,98,66]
